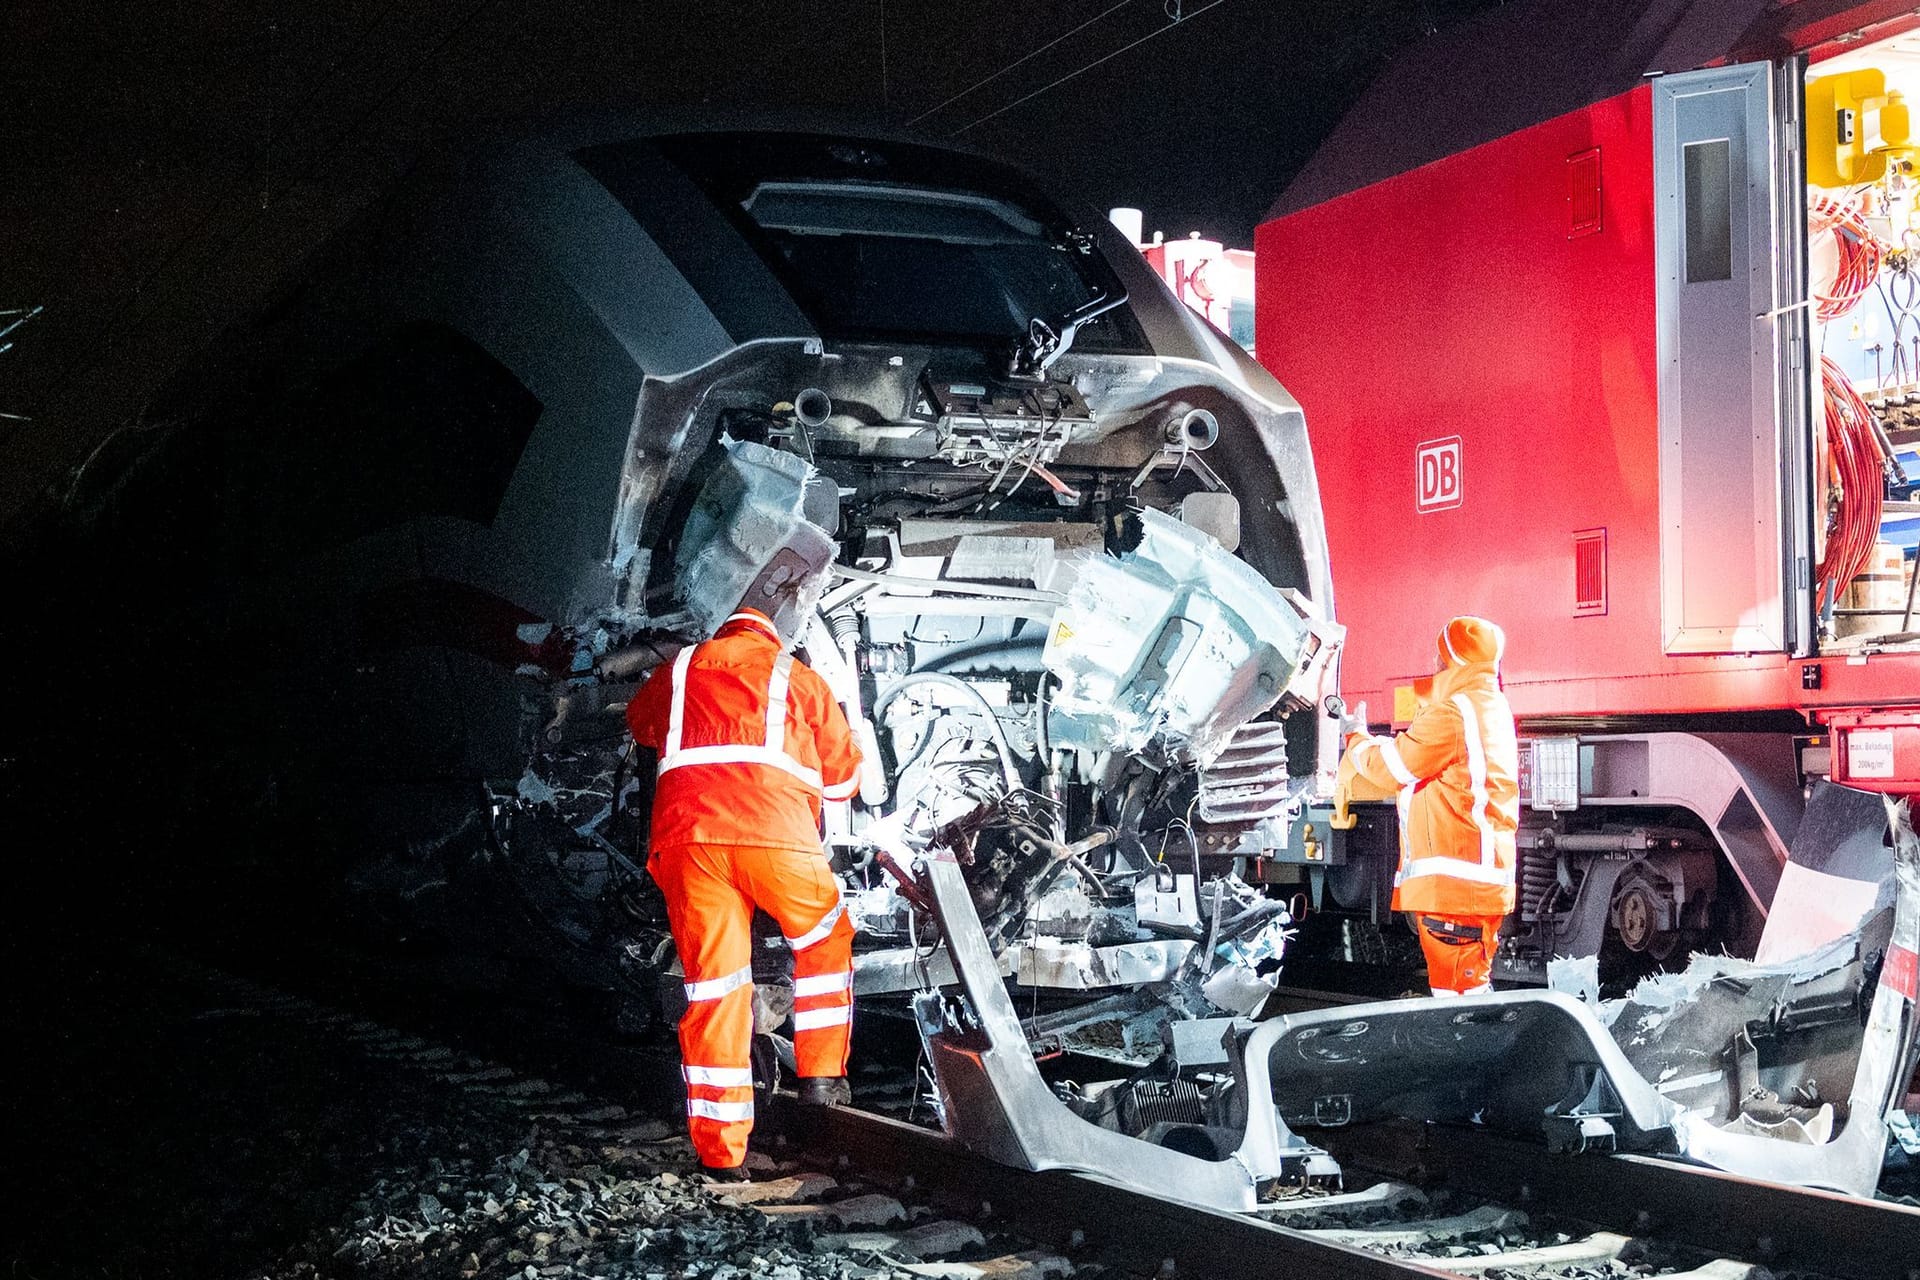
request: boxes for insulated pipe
[804,612,889,806]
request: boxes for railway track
[775,1101,1919,1280]
[183,959,1920,1280]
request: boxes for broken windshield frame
[656,133,1150,355]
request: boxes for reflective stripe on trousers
[688,1096,754,1123]
[650,842,856,1168]
[683,1064,754,1087]
[787,900,855,1046]
[684,964,752,1003]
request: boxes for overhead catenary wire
[12,0,489,437]
[947,0,1238,137]
[908,0,1138,126]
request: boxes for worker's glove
[1337,700,1369,738]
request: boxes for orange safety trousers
[1413,913,1504,996]
[649,841,855,1168]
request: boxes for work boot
[795,1075,851,1107]
[702,1163,751,1184]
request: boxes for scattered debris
[1601,795,1920,1195]
[1297,1204,1528,1250]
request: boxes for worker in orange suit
[1338,616,1518,997]
[626,604,863,1179]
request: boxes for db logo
[1415,436,1463,512]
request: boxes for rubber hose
[874,671,1022,793]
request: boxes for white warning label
[1849,729,1896,780]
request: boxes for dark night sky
[0,0,1502,515]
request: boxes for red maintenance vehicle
[1257,0,1920,985]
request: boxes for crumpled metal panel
[911,847,1336,1210]
[1013,939,1195,989]
[1659,797,1920,1197]
[1200,916,1292,1015]
[1266,991,1679,1151]
[1041,509,1310,767]
[1272,798,1918,1196]
[1754,781,1894,964]
[674,437,835,637]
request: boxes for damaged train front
[490,131,1346,1046]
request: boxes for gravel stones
[18,958,1074,1280]
[233,1015,1042,1280]
[815,1221,988,1259]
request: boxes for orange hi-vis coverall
[626,608,863,1169]
[1342,617,1519,996]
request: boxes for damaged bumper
[900,794,1920,1204]
[910,845,1337,1212]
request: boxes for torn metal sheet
[1415,794,1919,1196]
[1013,939,1194,989]
[907,842,1337,1211]
[1754,782,1900,964]
[1200,916,1292,1016]
[853,946,964,997]
[674,436,837,638]
[1269,991,1679,1153]
[1626,796,1920,1196]
[1040,508,1317,767]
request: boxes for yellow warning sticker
[1053,621,1075,647]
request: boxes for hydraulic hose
[1811,194,1884,321]
[873,671,1022,793]
[1817,356,1887,608]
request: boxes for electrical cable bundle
[1816,354,1888,605]
[1810,193,1886,321]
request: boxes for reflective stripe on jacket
[627,609,863,854]
[1343,659,1519,916]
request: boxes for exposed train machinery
[7,36,1918,1230]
